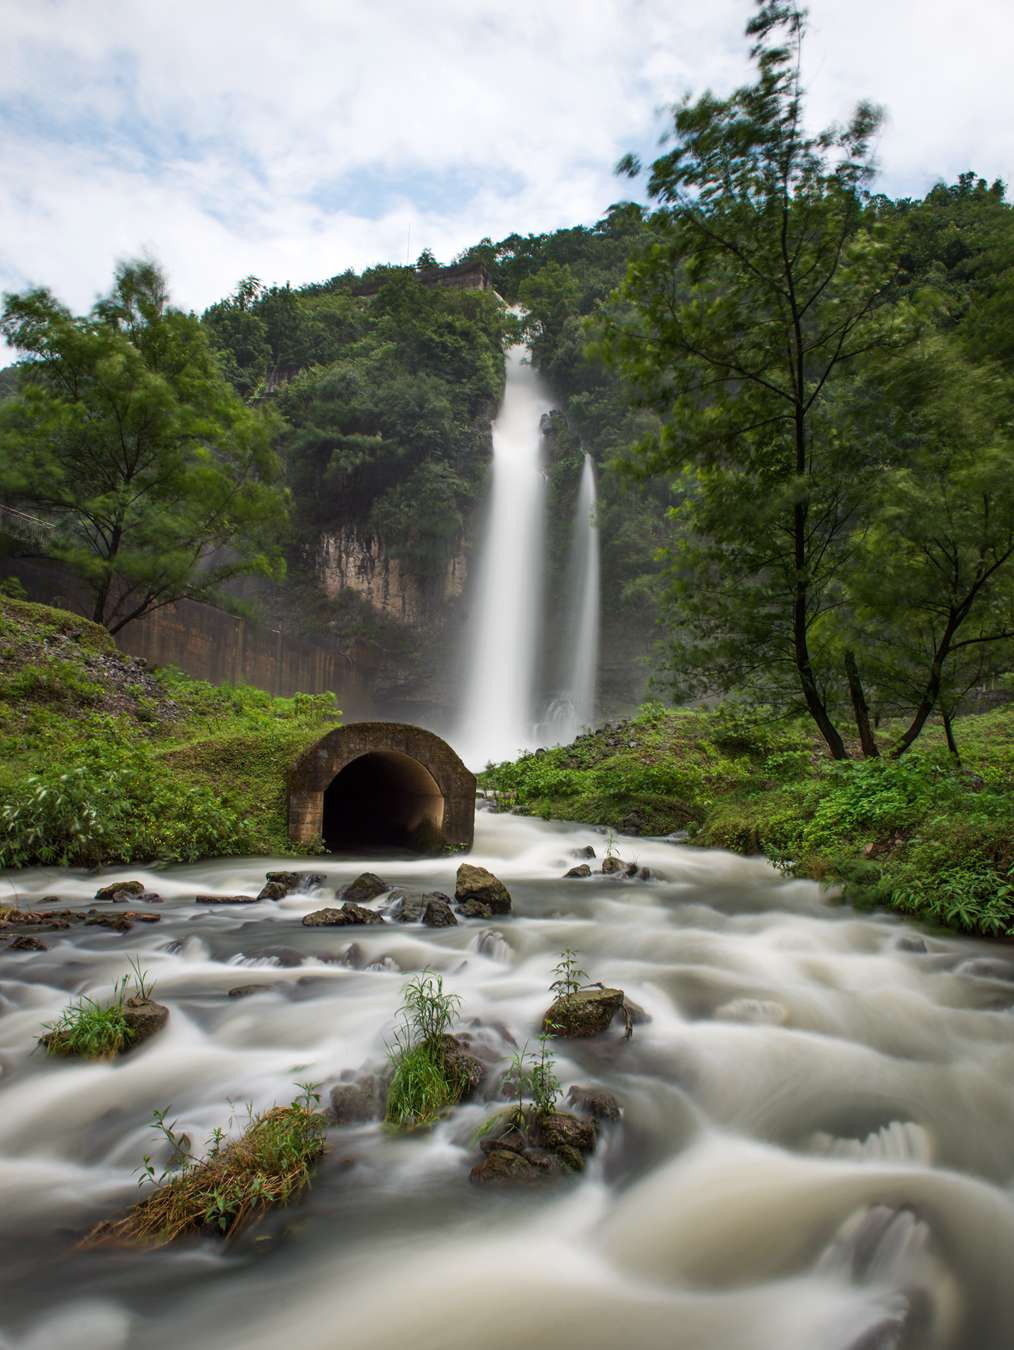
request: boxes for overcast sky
[2,0,1012,322]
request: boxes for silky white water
[3,813,1014,1350]
[541,452,600,745]
[457,346,552,769]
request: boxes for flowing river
[3,813,1014,1350]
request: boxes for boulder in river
[302,904,386,927]
[440,1034,485,1098]
[94,880,145,901]
[457,898,493,920]
[228,983,280,998]
[386,890,425,922]
[543,987,629,1038]
[455,864,511,915]
[422,895,457,928]
[563,864,591,879]
[572,845,596,860]
[470,1107,597,1186]
[600,856,626,875]
[342,873,389,905]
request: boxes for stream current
[3,812,1014,1350]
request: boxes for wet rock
[83,909,141,932]
[543,988,626,1038]
[0,909,73,930]
[457,898,493,920]
[95,880,146,901]
[343,942,365,968]
[440,1035,485,1099]
[341,873,389,905]
[474,928,510,960]
[957,958,1014,983]
[386,890,425,923]
[455,863,511,915]
[600,856,626,876]
[567,1085,622,1121]
[638,867,651,882]
[563,864,591,879]
[329,1074,385,1124]
[470,1148,543,1185]
[470,1107,597,1186]
[895,935,927,954]
[5,934,48,952]
[624,862,639,878]
[573,845,596,860]
[258,870,324,901]
[422,895,457,928]
[228,983,278,998]
[122,996,169,1048]
[194,894,259,905]
[302,904,386,927]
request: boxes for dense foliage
[0,595,340,866]
[0,262,287,633]
[481,698,1014,937]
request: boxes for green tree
[601,0,908,758]
[0,260,287,633]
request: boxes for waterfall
[538,452,600,746]
[456,345,552,769]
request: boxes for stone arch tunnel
[288,722,476,853]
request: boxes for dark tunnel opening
[322,751,445,853]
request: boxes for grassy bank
[480,701,1014,938]
[0,594,341,867]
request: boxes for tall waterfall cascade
[457,346,600,769]
[456,345,552,768]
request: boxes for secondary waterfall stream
[3,813,1014,1350]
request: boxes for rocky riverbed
[2,811,1014,1349]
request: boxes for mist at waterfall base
[5,813,1014,1348]
[456,346,600,770]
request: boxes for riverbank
[479,701,1014,938]
[0,594,341,866]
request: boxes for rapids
[2,812,1014,1350]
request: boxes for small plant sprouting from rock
[505,1029,561,1122]
[384,972,464,1130]
[86,1084,326,1248]
[550,949,588,999]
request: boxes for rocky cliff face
[316,528,467,627]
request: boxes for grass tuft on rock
[42,990,135,1058]
[384,972,464,1130]
[83,1091,326,1249]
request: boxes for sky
[2,0,1013,322]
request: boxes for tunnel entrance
[288,722,475,854]
[322,751,444,851]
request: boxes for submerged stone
[194,894,259,905]
[563,864,591,878]
[566,1085,622,1121]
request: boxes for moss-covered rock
[542,988,626,1038]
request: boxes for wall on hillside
[4,559,375,717]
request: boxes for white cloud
[1,0,1011,329]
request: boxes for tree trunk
[942,708,960,759]
[844,650,879,757]
[793,502,847,760]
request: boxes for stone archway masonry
[288,722,476,851]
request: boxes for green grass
[42,991,136,1058]
[83,1089,326,1248]
[480,700,1014,939]
[0,595,342,866]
